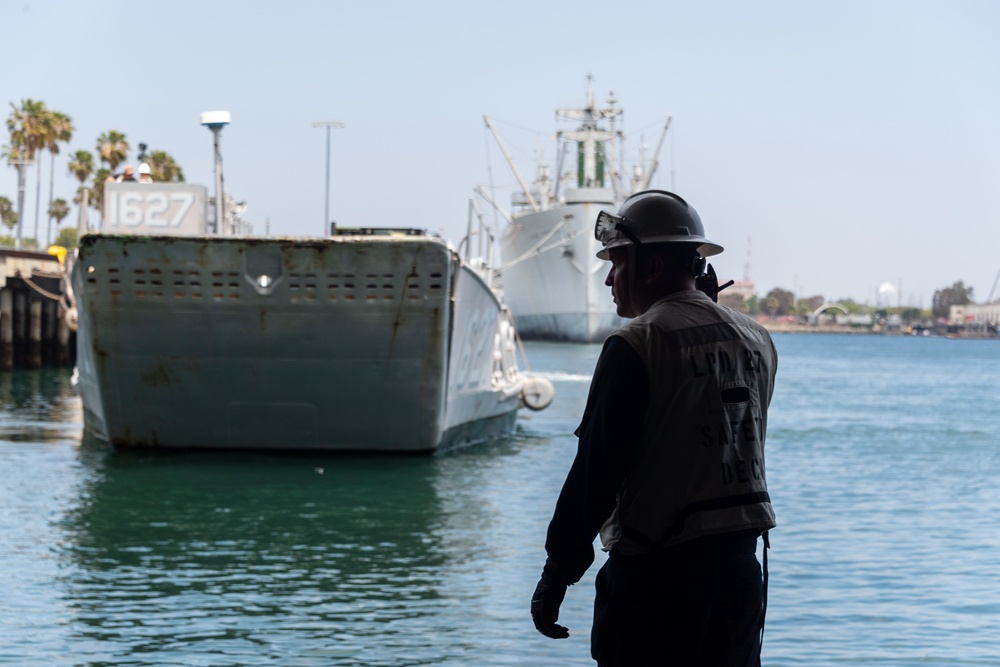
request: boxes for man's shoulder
[634,294,774,346]
[644,292,755,325]
[717,305,774,341]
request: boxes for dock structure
[0,248,75,371]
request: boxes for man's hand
[531,570,569,639]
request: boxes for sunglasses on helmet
[595,211,642,247]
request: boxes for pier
[0,247,75,371]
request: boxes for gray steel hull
[72,234,523,452]
[500,199,624,342]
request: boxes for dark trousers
[592,530,763,666]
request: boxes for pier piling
[0,248,75,371]
[0,288,12,370]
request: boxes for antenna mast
[200,111,231,235]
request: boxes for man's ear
[643,254,664,284]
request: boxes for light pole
[200,111,231,235]
[312,120,345,235]
[7,152,33,249]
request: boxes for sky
[3,0,999,307]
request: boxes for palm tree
[1,143,27,241]
[95,132,127,229]
[96,130,129,177]
[43,110,73,245]
[68,150,94,233]
[6,99,48,247]
[16,103,60,245]
[72,188,89,234]
[48,198,69,239]
[146,149,185,182]
[88,167,112,219]
[0,195,16,240]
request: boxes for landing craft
[67,112,552,451]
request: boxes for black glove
[531,569,569,639]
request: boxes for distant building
[836,313,874,326]
[949,303,1000,326]
[727,280,755,302]
[719,279,754,311]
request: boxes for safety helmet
[138,162,151,175]
[595,190,723,259]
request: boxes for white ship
[482,80,671,342]
[69,113,552,452]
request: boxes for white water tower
[200,110,231,234]
[878,281,898,308]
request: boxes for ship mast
[555,74,622,191]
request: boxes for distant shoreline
[761,322,871,335]
[760,321,998,339]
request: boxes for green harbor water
[3,336,1000,665]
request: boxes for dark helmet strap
[614,221,642,247]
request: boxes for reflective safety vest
[600,290,778,554]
